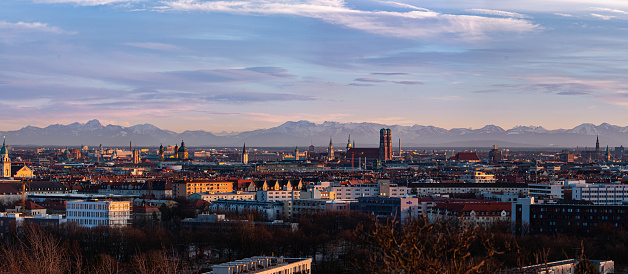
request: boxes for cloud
[592,7,628,14]
[597,91,628,107]
[394,81,423,85]
[32,0,141,6]
[355,78,387,83]
[478,83,596,95]
[371,72,410,76]
[121,42,181,51]
[245,67,294,78]
[203,92,314,103]
[554,13,573,17]
[591,13,615,20]
[0,20,72,34]
[466,9,531,19]
[158,0,539,41]
[164,67,294,84]
[348,83,375,87]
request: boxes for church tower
[1,137,10,178]
[178,140,189,160]
[328,137,334,161]
[242,143,248,164]
[346,134,352,150]
[159,144,165,161]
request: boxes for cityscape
[0,122,624,273]
[4,0,628,273]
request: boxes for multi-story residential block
[330,183,380,200]
[512,197,628,235]
[528,182,564,200]
[350,196,420,223]
[257,190,300,202]
[210,200,284,220]
[460,171,497,183]
[66,199,131,228]
[431,202,511,226]
[173,180,233,199]
[190,191,256,202]
[0,212,66,237]
[571,183,628,205]
[211,256,311,274]
[410,182,527,196]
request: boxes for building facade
[67,200,131,228]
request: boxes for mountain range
[2,119,626,148]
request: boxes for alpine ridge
[2,120,627,147]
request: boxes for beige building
[173,180,233,199]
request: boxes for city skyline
[3,0,628,132]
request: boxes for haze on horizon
[2,0,628,133]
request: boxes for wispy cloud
[121,42,181,51]
[394,81,423,85]
[466,9,531,19]
[591,13,615,20]
[371,72,410,76]
[592,7,628,14]
[477,83,596,95]
[32,0,141,6]
[554,13,573,17]
[354,78,422,85]
[158,0,539,41]
[355,78,387,83]
[0,20,73,34]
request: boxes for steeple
[596,135,600,153]
[346,134,352,150]
[328,137,334,161]
[1,137,10,177]
[242,143,248,164]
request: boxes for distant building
[328,137,334,161]
[431,202,511,227]
[449,152,480,162]
[1,138,10,178]
[460,171,496,183]
[241,143,248,164]
[489,145,502,163]
[67,199,131,228]
[379,128,392,161]
[351,196,420,223]
[512,197,628,235]
[210,256,312,274]
[173,180,233,199]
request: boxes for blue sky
[2,0,628,133]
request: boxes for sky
[3,0,628,133]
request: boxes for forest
[0,207,625,273]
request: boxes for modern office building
[66,199,131,228]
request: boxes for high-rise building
[379,128,392,161]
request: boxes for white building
[330,183,380,200]
[67,200,131,228]
[528,183,564,200]
[257,190,300,202]
[210,200,284,220]
[211,256,311,274]
[571,183,628,205]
